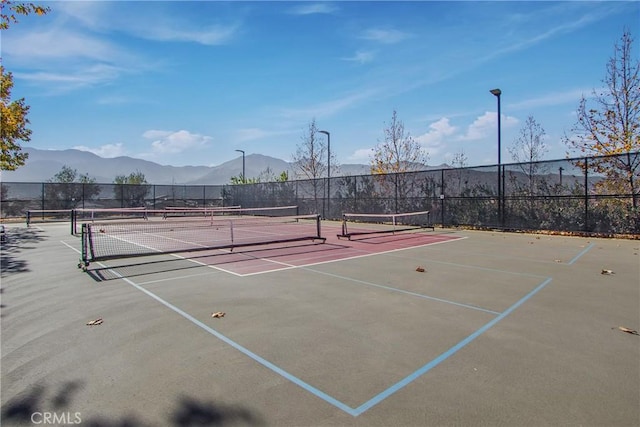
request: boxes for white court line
[238,235,467,277]
[64,233,466,279]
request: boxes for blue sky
[3,1,639,169]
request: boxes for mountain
[186,154,292,185]
[0,148,213,184]
[0,148,378,185]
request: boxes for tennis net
[337,211,433,240]
[79,213,324,268]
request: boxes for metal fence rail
[2,153,638,235]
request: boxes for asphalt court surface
[1,221,639,426]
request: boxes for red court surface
[168,224,462,276]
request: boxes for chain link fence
[2,153,638,235]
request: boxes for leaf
[86,318,103,326]
[211,311,225,318]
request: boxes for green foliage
[0,0,50,30]
[230,175,259,185]
[113,171,150,207]
[0,66,30,170]
[0,1,50,170]
[114,171,147,185]
[45,166,100,209]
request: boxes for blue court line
[567,243,595,265]
[99,262,356,415]
[382,252,549,279]
[101,258,552,418]
[304,268,501,315]
[352,276,553,415]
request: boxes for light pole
[318,130,330,219]
[490,88,502,227]
[235,149,245,184]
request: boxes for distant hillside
[0,148,212,184]
[0,148,379,185]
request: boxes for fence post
[354,175,358,213]
[584,157,589,232]
[441,169,445,227]
[41,182,45,211]
[394,173,398,213]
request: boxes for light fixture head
[490,88,502,97]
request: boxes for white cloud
[359,28,410,44]
[415,118,457,157]
[234,128,295,142]
[3,29,126,64]
[348,148,374,163]
[508,88,590,111]
[279,88,381,120]
[143,130,213,154]
[341,50,375,64]
[459,112,519,141]
[74,143,126,158]
[15,64,124,94]
[140,25,238,45]
[288,3,338,15]
[57,1,239,46]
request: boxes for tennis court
[1,211,638,426]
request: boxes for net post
[341,214,348,237]
[26,210,31,227]
[80,223,90,267]
[316,214,322,239]
[71,209,75,235]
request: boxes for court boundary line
[90,254,553,417]
[301,268,501,315]
[63,239,554,417]
[567,243,595,265]
[237,235,467,277]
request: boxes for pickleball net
[71,205,299,235]
[79,213,324,268]
[337,210,433,240]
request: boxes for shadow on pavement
[2,380,264,426]
[0,227,46,276]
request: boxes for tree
[292,119,327,180]
[114,171,150,208]
[0,67,31,170]
[509,116,548,165]
[370,110,428,212]
[1,0,50,29]
[564,29,640,210]
[230,175,259,185]
[1,1,50,170]
[508,116,548,193]
[291,118,338,213]
[45,166,100,209]
[370,110,427,175]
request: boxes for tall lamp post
[235,149,245,184]
[318,130,331,219]
[490,88,502,227]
